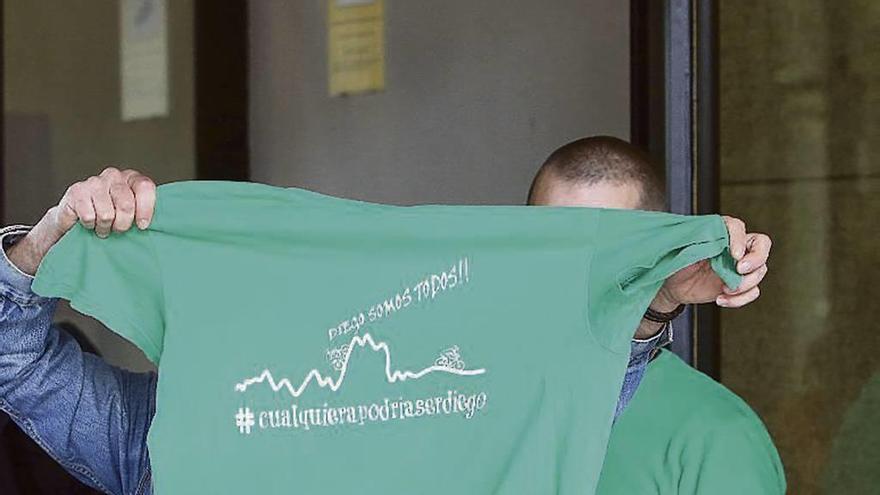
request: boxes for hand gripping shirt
[32,181,741,494]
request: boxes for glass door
[719,2,880,493]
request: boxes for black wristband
[643,304,686,323]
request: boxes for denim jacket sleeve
[613,322,673,420]
[0,225,156,495]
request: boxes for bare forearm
[634,319,665,340]
[634,287,680,339]
[6,208,65,276]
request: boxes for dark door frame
[194,0,250,181]
[631,0,722,377]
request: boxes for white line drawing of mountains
[234,333,486,398]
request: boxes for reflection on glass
[720,2,879,494]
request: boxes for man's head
[527,136,665,210]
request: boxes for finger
[717,286,760,308]
[724,264,767,295]
[69,183,98,230]
[57,184,85,231]
[100,166,121,177]
[110,182,136,232]
[737,233,772,274]
[56,202,79,232]
[91,181,115,238]
[723,216,747,260]
[128,173,156,229]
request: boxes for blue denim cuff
[629,321,673,365]
[0,224,44,306]
[614,323,675,419]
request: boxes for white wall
[4,0,195,371]
[249,0,630,205]
[2,0,629,372]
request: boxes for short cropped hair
[527,136,666,211]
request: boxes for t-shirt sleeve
[588,209,742,354]
[31,223,165,364]
[681,410,787,494]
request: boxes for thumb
[50,202,79,234]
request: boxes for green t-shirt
[596,349,786,495]
[32,181,740,494]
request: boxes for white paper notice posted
[120,0,169,121]
[327,0,385,96]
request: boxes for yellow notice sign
[327,0,386,96]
